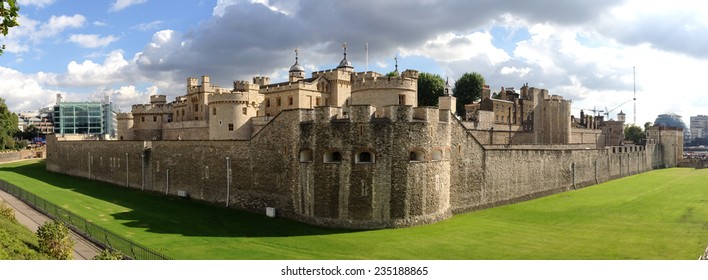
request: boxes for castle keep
[46,50,683,229]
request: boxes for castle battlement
[207,91,251,104]
[233,80,260,92]
[311,68,350,80]
[348,104,377,123]
[116,112,133,120]
[131,104,167,115]
[313,106,345,123]
[351,75,417,92]
[261,82,309,93]
[383,105,414,122]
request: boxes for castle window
[432,150,443,161]
[299,149,313,163]
[213,107,217,116]
[289,96,293,106]
[228,123,234,131]
[409,150,425,162]
[277,97,281,107]
[398,94,405,105]
[242,107,247,115]
[324,98,328,106]
[266,99,271,107]
[194,104,198,112]
[316,97,321,106]
[356,151,375,164]
[141,116,145,122]
[153,116,157,122]
[323,151,342,163]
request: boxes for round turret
[289,49,305,82]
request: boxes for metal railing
[0,179,170,260]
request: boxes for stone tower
[438,77,457,115]
[617,110,626,122]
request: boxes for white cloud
[93,21,107,27]
[133,20,164,31]
[110,0,148,12]
[400,32,510,65]
[500,66,531,77]
[94,85,158,111]
[18,0,56,8]
[69,34,118,48]
[52,50,131,87]
[0,67,62,112]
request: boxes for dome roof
[290,49,305,72]
[289,61,304,72]
[337,57,352,69]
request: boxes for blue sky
[2,0,708,128]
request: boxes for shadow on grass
[0,160,357,238]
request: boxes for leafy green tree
[0,0,20,55]
[0,97,19,150]
[644,122,652,131]
[36,220,74,260]
[417,72,445,107]
[92,249,124,260]
[385,70,399,77]
[624,124,644,145]
[453,72,485,117]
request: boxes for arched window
[355,151,375,164]
[299,149,313,163]
[324,151,342,163]
[432,149,443,161]
[409,150,425,162]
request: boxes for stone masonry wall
[46,108,676,229]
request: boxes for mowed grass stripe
[1,159,707,259]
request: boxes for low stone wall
[0,150,36,163]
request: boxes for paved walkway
[0,189,101,260]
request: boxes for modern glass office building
[53,98,117,138]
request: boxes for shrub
[92,249,124,260]
[36,220,74,260]
[0,202,15,223]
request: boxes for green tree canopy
[624,124,644,145]
[1,0,20,55]
[0,97,19,150]
[417,72,445,107]
[452,72,485,117]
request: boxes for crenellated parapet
[208,91,252,104]
[351,71,418,92]
[131,104,168,115]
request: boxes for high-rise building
[690,115,708,141]
[53,94,117,138]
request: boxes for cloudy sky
[2,0,707,126]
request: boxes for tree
[0,97,19,150]
[624,124,644,144]
[385,70,399,77]
[417,72,445,107]
[644,122,652,131]
[0,0,20,55]
[36,220,74,260]
[452,72,485,117]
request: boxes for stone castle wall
[46,107,679,229]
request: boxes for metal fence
[0,179,170,260]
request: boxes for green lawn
[1,159,707,259]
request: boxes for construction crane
[572,106,604,117]
[604,99,632,119]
